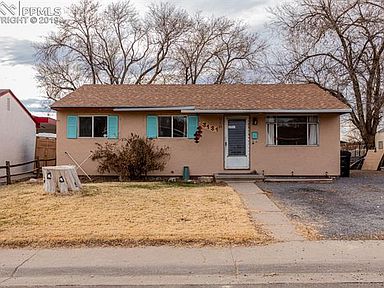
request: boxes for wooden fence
[0,158,56,185]
[36,137,56,162]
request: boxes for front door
[224,117,249,169]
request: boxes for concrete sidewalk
[227,182,304,241]
[1,241,384,286]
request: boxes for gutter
[180,109,352,114]
[52,106,352,114]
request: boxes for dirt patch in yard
[293,222,322,240]
[0,182,272,247]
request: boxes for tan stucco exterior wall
[56,110,341,177]
[250,114,340,176]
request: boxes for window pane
[94,116,108,138]
[79,117,92,137]
[308,116,318,123]
[308,124,318,145]
[266,123,276,145]
[173,116,187,137]
[277,123,307,145]
[158,116,171,137]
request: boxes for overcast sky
[0,0,280,111]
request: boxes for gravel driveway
[258,171,384,240]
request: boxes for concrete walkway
[227,182,304,242]
[1,241,384,286]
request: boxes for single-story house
[51,84,351,177]
[0,89,37,180]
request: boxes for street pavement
[1,241,384,286]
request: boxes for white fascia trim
[181,109,352,114]
[114,106,195,112]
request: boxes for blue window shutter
[146,115,158,138]
[66,116,78,139]
[108,115,119,139]
[187,115,199,139]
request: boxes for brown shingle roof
[51,84,350,112]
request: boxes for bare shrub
[91,134,170,180]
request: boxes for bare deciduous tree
[35,0,100,99]
[35,0,189,99]
[134,2,190,84]
[95,1,147,85]
[173,15,226,84]
[211,21,265,84]
[270,0,384,148]
[35,0,265,100]
[172,15,265,84]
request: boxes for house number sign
[200,122,219,132]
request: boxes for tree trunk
[362,133,376,150]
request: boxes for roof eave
[180,108,352,114]
[52,106,352,114]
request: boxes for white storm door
[224,117,249,169]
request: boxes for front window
[79,116,92,137]
[158,116,187,138]
[94,116,108,137]
[173,116,187,137]
[266,116,319,146]
[79,116,108,138]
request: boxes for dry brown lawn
[0,181,272,247]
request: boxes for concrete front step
[216,174,336,183]
[214,173,265,181]
[264,177,334,183]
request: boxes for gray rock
[198,176,214,183]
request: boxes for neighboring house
[34,116,56,136]
[51,84,351,177]
[33,116,57,165]
[0,89,37,179]
[376,129,384,151]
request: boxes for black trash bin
[340,150,351,177]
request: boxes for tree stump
[42,165,82,193]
